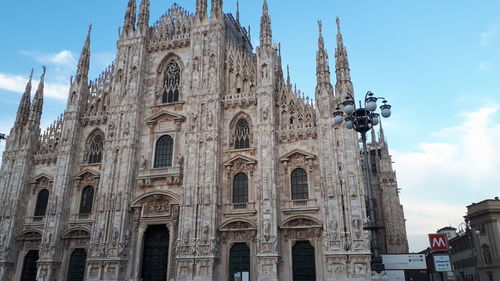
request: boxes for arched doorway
[67,248,87,281]
[20,250,38,281]
[292,241,316,281]
[229,243,250,281]
[141,225,169,281]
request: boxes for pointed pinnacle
[318,20,323,35]
[40,66,47,81]
[29,68,34,81]
[336,17,341,33]
[236,0,240,23]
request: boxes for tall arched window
[162,62,180,103]
[229,243,250,281]
[234,119,250,149]
[34,189,49,217]
[154,135,174,168]
[87,131,104,164]
[291,168,309,200]
[233,173,248,205]
[79,186,94,214]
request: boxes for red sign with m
[428,234,448,251]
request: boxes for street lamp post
[333,91,392,273]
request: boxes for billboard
[381,254,427,270]
[428,234,448,251]
[434,255,452,272]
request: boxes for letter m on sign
[428,234,448,251]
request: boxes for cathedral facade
[0,0,408,280]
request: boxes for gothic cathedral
[0,0,408,280]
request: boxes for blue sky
[0,0,499,252]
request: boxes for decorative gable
[280,149,316,172]
[145,111,186,133]
[224,155,257,176]
[74,169,100,190]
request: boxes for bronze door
[292,241,316,281]
[67,248,87,281]
[141,225,169,281]
[20,250,38,281]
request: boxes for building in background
[0,0,408,280]
[463,198,500,281]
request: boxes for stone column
[133,225,146,280]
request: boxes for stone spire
[260,0,272,49]
[28,66,46,124]
[236,1,240,24]
[286,65,291,88]
[379,120,386,146]
[123,0,137,35]
[316,20,331,86]
[15,69,33,127]
[76,25,92,82]
[196,0,208,19]
[211,0,223,19]
[138,0,150,33]
[335,17,352,88]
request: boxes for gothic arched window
[234,119,250,150]
[291,168,309,200]
[233,173,248,205]
[154,135,174,168]
[79,186,94,214]
[34,189,49,217]
[162,62,180,103]
[87,131,104,164]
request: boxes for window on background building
[291,168,309,200]
[162,62,180,103]
[233,173,248,205]
[234,119,250,149]
[79,186,94,214]
[34,189,49,217]
[154,135,174,168]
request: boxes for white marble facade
[0,1,408,280]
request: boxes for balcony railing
[224,202,257,216]
[137,166,183,187]
[282,199,320,213]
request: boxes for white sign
[434,255,452,272]
[386,270,405,281]
[382,254,427,270]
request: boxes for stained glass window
[34,189,49,217]
[154,135,174,168]
[87,132,104,164]
[233,173,248,204]
[234,119,250,149]
[291,168,309,200]
[79,186,94,214]
[162,62,180,103]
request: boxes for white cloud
[479,60,491,71]
[481,24,499,45]
[392,106,500,251]
[0,72,69,100]
[20,50,77,68]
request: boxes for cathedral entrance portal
[229,243,250,281]
[141,224,169,281]
[20,250,38,281]
[292,241,316,281]
[66,248,87,281]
